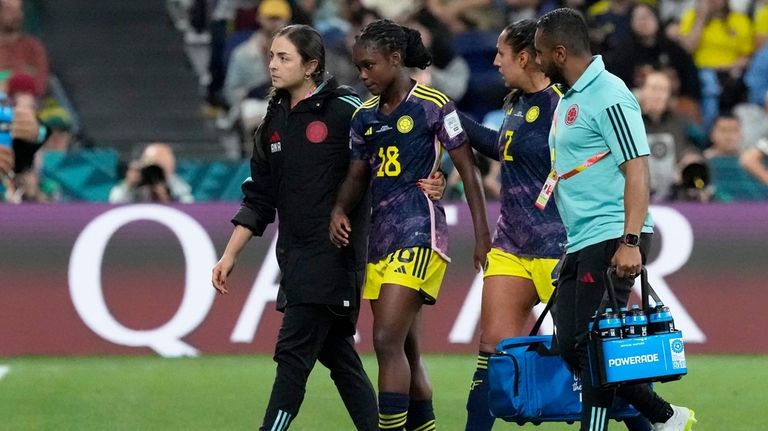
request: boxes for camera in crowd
[136,163,172,202]
[139,163,166,187]
[671,158,712,202]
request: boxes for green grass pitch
[0,354,764,430]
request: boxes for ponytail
[403,26,432,69]
[357,19,433,70]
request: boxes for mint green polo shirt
[549,55,653,253]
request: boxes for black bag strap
[591,267,664,331]
[527,282,560,355]
[530,291,556,336]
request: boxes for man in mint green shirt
[535,8,696,431]
[547,55,653,254]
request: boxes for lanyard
[556,150,610,180]
[536,151,610,211]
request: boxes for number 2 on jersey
[377,145,402,177]
[503,130,514,161]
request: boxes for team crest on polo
[397,115,414,133]
[565,104,579,126]
[525,106,540,123]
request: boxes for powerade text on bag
[488,294,639,424]
[587,268,688,388]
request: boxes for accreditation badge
[535,170,558,210]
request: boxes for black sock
[379,392,409,431]
[464,352,494,431]
[405,399,435,431]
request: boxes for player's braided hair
[357,19,432,70]
[253,87,282,164]
[254,25,326,162]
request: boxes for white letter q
[68,205,217,357]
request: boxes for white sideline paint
[0,365,9,380]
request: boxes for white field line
[0,365,9,380]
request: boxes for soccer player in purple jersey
[456,19,565,430]
[458,19,653,431]
[330,20,490,431]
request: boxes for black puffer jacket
[232,77,369,312]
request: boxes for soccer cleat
[653,405,696,431]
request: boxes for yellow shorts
[483,247,559,303]
[364,247,448,305]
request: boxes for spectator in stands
[740,137,768,186]
[205,0,260,111]
[109,143,194,203]
[638,70,705,200]
[705,114,768,200]
[705,114,742,158]
[586,0,635,54]
[734,90,768,153]
[675,0,754,130]
[406,18,470,101]
[605,3,701,105]
[423,0,503,34]
[744,44,768,107]
[222,0,291,133]
[0,0,48,96]
[325,6,379,96]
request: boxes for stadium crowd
[1,0,768,203]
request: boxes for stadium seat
[176,159,250,201]
[40,149,119,202]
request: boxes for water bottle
[618,306,628,322]
[648,301,675,334]
[0,92,13,148]
[597,307,623,339]
[623,304,648,337]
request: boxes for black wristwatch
[622,233,640,248]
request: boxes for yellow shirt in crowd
[755,4,768,37]
[679,9,754,69]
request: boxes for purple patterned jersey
[493,85,566,258]
[350,83,467,262]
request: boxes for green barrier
[35,150,249,202]
[40,149,119,202]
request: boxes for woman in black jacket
[212,24,377,431]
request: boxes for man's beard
[543,67,566,86]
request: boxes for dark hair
[254,25,326,161]
[357,19,432,69]
[501,19,537,56]
[536,8,591,56]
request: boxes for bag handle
[591,267,663,331]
